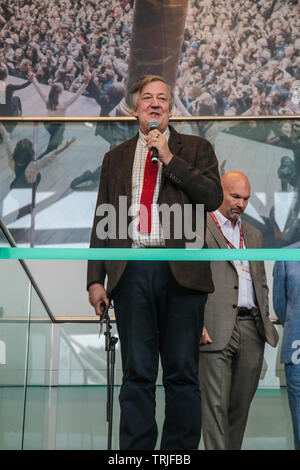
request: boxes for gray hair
[129,74,174,111]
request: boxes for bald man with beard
[199,171,279,450]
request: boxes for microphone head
[148,119,159,131]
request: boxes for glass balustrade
[0,116,299,449]
[0,257,31,449]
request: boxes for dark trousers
[112,261,206,450]
[285,363,300,450]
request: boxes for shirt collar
[214,210,241,229]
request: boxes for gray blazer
[200,215,279,352]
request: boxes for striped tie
[138,150,158,233]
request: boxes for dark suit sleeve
[163,137,222,211]
[6,82,31,103]
[273,261,287,325]
[86,79,105,107]
[87,152,109,290]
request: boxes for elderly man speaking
[87,74,222,450]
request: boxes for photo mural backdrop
[0,117,299,248]
[0,0,299,118]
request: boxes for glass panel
[0,122,36,247]
[0,226,9,247]
[21,285,53,450]
[0,259,31,450]
[1,117,299,450]
[30,120,138,248]
[22,311,120,449]
[1,118,299,249]
[1,120,139,248]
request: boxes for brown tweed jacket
[87,125,222,294]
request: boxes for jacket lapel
[207,214,236,270]
[123,133,139,201]
[168,125,183,156]
[242,222,258,277]
[158,126,183,198]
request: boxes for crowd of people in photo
[0,0,299,199]
[1,3,300,449]
[0,0,133,115]
[177,0,300,116]
[0,0,299,117]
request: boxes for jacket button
[232,304,237,309]
[234,286,238,289]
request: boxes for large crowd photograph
[0,0,299,118]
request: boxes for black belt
[237,307,257,317]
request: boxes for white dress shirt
[213,210,256,309]
[130,128,170,248]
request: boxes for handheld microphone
[147,119,159,163]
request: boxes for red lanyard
[209,212,244,249]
